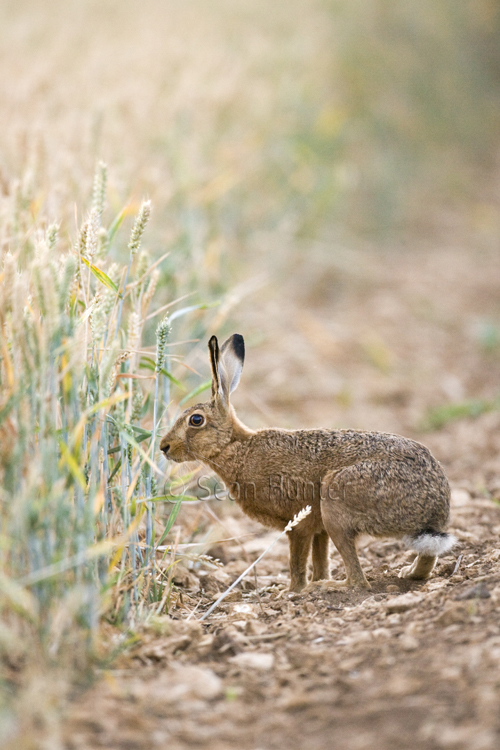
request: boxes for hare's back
[247,427,440,476]
[320,431,450,537]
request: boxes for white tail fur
[403,531,457,557]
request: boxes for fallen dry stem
[200,506,312,620]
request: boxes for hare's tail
[402,530,457,557]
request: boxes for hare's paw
[398,565,414,579]
[399,563,417,579]
[399,554,436,580]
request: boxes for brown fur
[160,335,452,592]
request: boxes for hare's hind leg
[399,554,436,580]
[312,531,329,581]
[305,494,370,592]
[319,519,370,589]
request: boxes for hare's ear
[218,334,245,403]
[208,335,221,397]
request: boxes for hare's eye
[189,414,205,427]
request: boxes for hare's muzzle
[160,443,170,456]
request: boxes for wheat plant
[0,163,205,701]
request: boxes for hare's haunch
[160,334,455,592]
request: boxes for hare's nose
[161,444,170,455]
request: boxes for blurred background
[1,0,500,474]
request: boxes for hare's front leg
[287,530,313,592]
[312,530,329,581]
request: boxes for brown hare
[160,334,455,592]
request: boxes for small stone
[244,619,267,636]
[230,652,274,671]
[199,573,223,594]
[213,590,242,602]
[336,630,372,646]
[231,620,247,631]
[280,689,339,711]
[455,583,490,600]
[386,613,402,626]
[385,675,421,697]
[196,635,215,656]
[386,584,399,593]
[426,580,448,591]
[490,585,500,603]
[189,668,223,700]
[399,634,419,651]
[435,601,470,627]
[384,593,424,613]
[172,565,200,592]
[212,629,243,656]
[165,666,223,701]
[372,628,391,639]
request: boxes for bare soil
[63,233,500,750]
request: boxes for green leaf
[168,469,197,485]
[169,302,217,323]
[149,494,197,503]
[156,498,182,548]
[139,357,184,389]
[179,379,212,405]
[119,429,161,474]
[132,426,153,442]
[160,368,183,389]
[80,256,120,295]
[59,440,86,489]
[108,457,122,483]
[422,396,500,431]
[140,356,156,370]
[106,207,127,247]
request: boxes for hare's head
[159,334,245,463]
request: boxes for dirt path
[64,236,500,750]
[64,482,500,750]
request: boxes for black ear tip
[232,333,245,361]
[208,335,218,348]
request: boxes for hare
[160,334,455,592]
